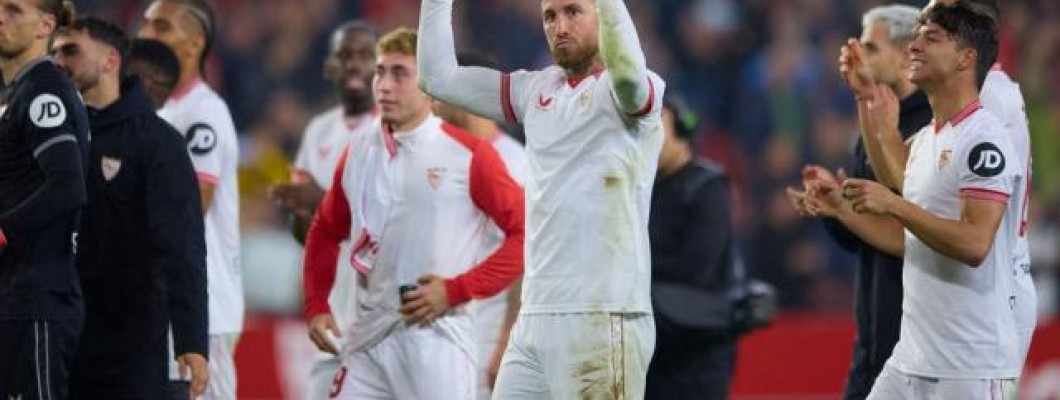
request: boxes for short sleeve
[957,121,1019,203]
[183,100,236,184]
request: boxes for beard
[551,41,599,72]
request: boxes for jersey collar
[9,56,52,84]
[932,98,982,134]
[170,75,203,102]
[566,66,605,88]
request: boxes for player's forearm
[856,101,906,190]
[596,0,650,114]
[0,141,85,239]
[303,218,344,318]
[444,232,524,305]
[888,200,997,266]
[834,206,905,258]
[417,0,507,122]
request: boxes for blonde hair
[375,27,417,57]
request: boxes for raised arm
[596,0,653,115]
[417,0,508,123]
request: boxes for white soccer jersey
[894,100,1024,379]
[159,78,243,335]
[502,67,665,314]
[304,115,524,355]
[294,106,375,355]
[981,67,1036,347]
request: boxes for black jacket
[0,58,89,321]
[649,159,739,337]
[825,90,932,400]
[70,77,208,398]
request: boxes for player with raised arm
[0,1,88,398]
[838,0,1036,373]
[270,20,379,400]
[303,28,524,400]
[803,3,1024,398]
[418,0,665,397]
[138,0,242,398]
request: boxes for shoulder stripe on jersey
[501,74,517,125]
[933,99,982,133]
[960,187,1010,204]
[629,77,656,117]
[441,122,481,152]
[197,172,220,185]
[32,134,76,158]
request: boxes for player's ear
[957,46,977,73]
[38,12,58,40]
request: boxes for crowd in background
[79,0,1060,316]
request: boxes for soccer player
[270,20,379,400]
[431,50,528,400]
[138,1,243,398]
[418,0,665,397]
[128,38,181,109]
[0,1,88,398]
[51,17,209,398]
[839,0,1036,373]
[787,5,931,399]
[807,3,1023,398]
[303,28,524,399]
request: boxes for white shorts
[331,324,477,400]
[492,313,655,400]
[307,353,343,400]
[867,363,1017,400]
[169,333,239,400]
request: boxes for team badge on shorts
[101,156,122,181]
[427,167,447,189]
[938,149,952,169]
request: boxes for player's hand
[269,171,325,217]
[866,83,901,138]
[838,39,876,100]
[785,187,816,217]
[801,165,847,217]
[842,178,899,215]
[176,352,209,398]
[398,274,452,327]
[308,313,342,355]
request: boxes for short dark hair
[456,50,501,71]
[130,38,180,91]
[663,91,699,142]
[67,16,130,75]
[920,0,998,88]
[159,0,216,75]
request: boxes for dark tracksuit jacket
[69,77,208,399]
[828,90,932,400]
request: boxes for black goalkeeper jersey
[0,57,90,320]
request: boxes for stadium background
[77,0,1060,398]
